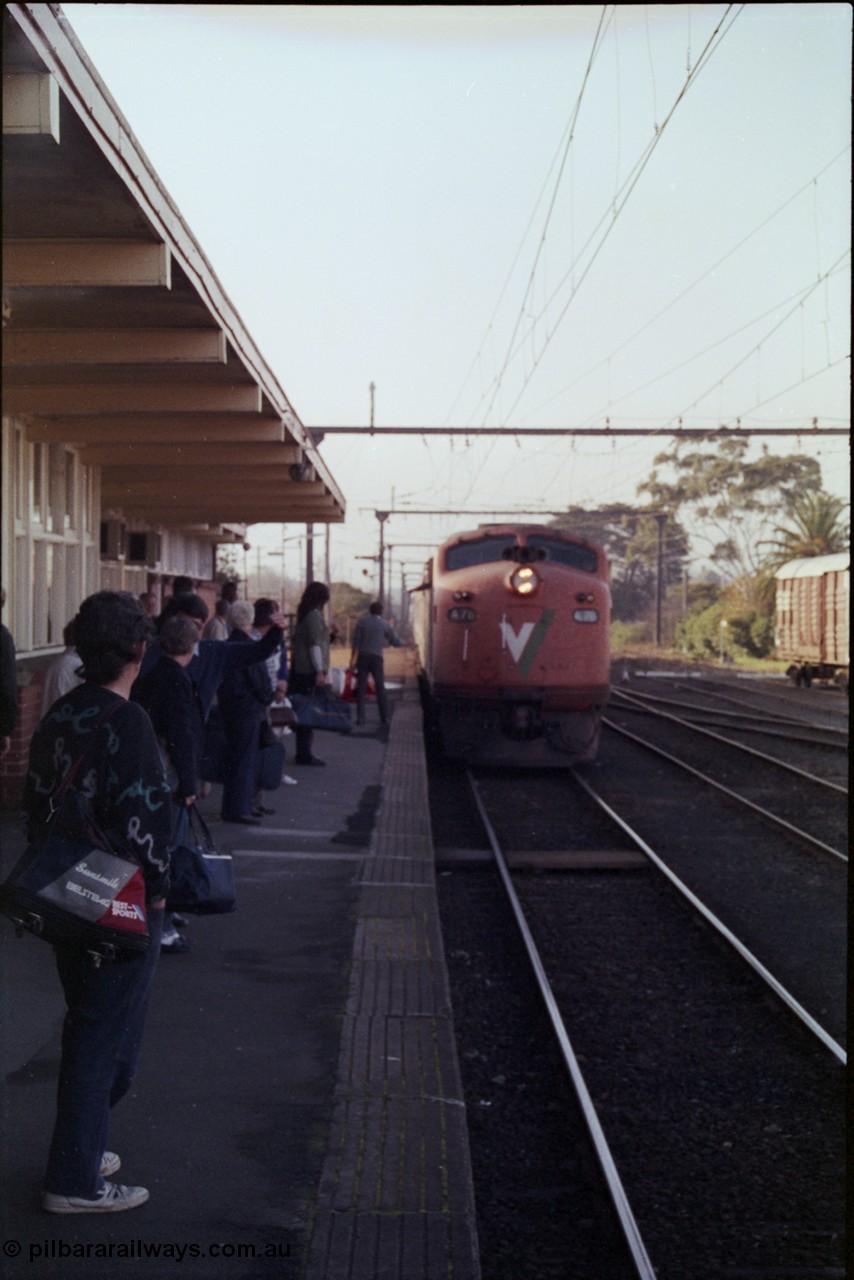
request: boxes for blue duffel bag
[166,804,236,916]
[288,688,353,734]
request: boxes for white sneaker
[282,774,298,785]
[43,1182,149,1214]
[100,1151,120,1177]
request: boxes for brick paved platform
[303,684,481,1279]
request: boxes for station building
[1,4,346,806]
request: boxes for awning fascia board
[3,238,171,288]
[5,327,227,365]
[24,414,288,444]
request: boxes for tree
[549,504,689,622]
[676,582,775,660]
[638,435,823,608]
[761,491,849,569]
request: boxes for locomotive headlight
[573,608,599,623]
[510,565,539,596]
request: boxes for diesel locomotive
[412,524,611,766]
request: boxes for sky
[60,3,851,601]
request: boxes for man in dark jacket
[137,593,286,718]
[349,602,403,726]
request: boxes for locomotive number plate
[447,606,476,623]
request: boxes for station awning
[2,3,345,528]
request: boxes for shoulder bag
[0,701,150,966]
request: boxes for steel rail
[610,689,848,796]
[687,677,850,722]
[569,770,846,1067]
[602,717,847,864]
[615,685,848,738]
[611,693,848,750]
[466,771,658,1280]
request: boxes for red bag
[342,669,376,702]
[342,669,358,702]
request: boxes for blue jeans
[44,907,164,1196]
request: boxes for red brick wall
[0,669,46,811]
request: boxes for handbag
[166,805,236,915]
[0,702,149,965]
[269,698,297,729]
[288,687,353,734]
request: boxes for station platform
[0,681,481,1280]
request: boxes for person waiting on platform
[134,616,205,954]
[289,582,331,766]
[24,591,171,1214]
[138,594,285,722]
[41,619,84,716]
[202,598,230,641]
[349,602,403,727]
[217,601,274,825]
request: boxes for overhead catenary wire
[576,251,851,429]
[517,145,851,424]
[463,4,745,434]
[443,6,616,429]
[462,5,615,434]
[665,247,851,425]
[494,4,746,429]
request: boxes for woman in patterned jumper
[24,591,172,1215]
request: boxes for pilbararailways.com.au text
[4,1239,292,1264]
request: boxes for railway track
[442,763,846,1278]
[663,673,848,724]
[604,690,847,861]
[610,684,849,750]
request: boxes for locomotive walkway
[0,680,481,1280]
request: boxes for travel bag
[288,688,353,734]
[0,702,149,964]
[166,805,236,915]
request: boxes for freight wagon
[774,551,849,688]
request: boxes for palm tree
[761,491,849,570]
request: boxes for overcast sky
[61,3,851,596]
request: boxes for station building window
[1,420,98,655]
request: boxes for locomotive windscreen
[444,533,599,573]
[526,535,599,572]
[444,535,517,570]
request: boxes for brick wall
[0,668,46,811]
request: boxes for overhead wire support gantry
[308,425,848,444]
